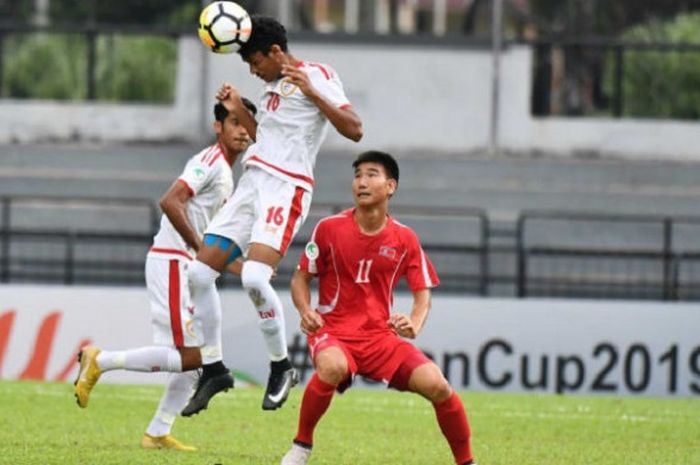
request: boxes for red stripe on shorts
[279,187,305,256]
[168,260,184,348]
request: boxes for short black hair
[352,151,399,184]
[214,97,257,122]
[238,15,288,60]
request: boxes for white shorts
[145,256,201,347]
[206,167,312,256]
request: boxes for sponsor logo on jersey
[379,245,397,260]
[305,241,319,260]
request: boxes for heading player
[280,151,475,465]
[183,14,363,415]
[73,99,257,451]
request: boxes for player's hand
[300,309,324,334]
[388,313,418,339]
[216,83,241,108]
[281,65,314,97]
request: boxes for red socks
[294,373,337,446]
[433,392,474,465]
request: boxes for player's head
[238,15,288,82]
[214,97,257,157]
[352,151,399,206]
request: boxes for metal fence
[2,195,700,301]
[0,197,490,294]
[516,211,700,300]
[531,39,700,119]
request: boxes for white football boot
[280,443,312,465]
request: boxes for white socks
[146,371,198,437]
[241,260,288,361]
[187,260,223,364]
[96,346,182,373]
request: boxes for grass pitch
[0,380,698,465]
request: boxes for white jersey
[242,61,351,192]
[148,143,234,261]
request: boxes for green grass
[0,381,699,465]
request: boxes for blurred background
[1,0,700,300]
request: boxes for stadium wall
[1,37,700,160]
[2,284,698,398]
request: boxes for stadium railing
[0,195,159,284]
[2,194,699,301]
[0,196,490,295]
[516,211,700,301]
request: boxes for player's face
[352,162,397,207]
[216,113,250,156]
[245,49,284,82]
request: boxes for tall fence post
[0,31,4,97]
[0,197,10,283]
[515,214,526,297]
[662,218,673,300]
[613,44,625,117]
[65,231,76,285]
[479,212,489,296]
[86,28,97,100]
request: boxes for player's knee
[188,260,219,290]
[423,374,452,403]
[241,260,274,291]
[315,351,348,385]
[412,364,452,402]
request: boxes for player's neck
[217,140,236,166]
[354,206,388,236]
[283,53,301,67]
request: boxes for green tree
[612,13,700,119]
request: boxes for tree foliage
[612,13,700,119]
[527,0,700,37]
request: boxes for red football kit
[298,208,439,390]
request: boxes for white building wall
[1,37,699,161]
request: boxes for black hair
[214,97,257,122]
[238,15,288,60]
[352,151,400,184]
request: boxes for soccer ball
[198,1,252,54]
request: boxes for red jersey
[298,208,439,340]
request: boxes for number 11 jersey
[298,208,439,340]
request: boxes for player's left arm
[281,64,363,142]
[388,288,432,339]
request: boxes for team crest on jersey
[379,245,397,260]
[305,241,319,260]
[280,78,298,97]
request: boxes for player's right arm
[216,83,258,141]
[159,180,202,252]
[291,268,324,334]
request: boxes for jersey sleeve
[307,64,351,109]
[403,229,440,291]
[178,153,219,196]
[298,219,328,275]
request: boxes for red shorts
[307,331,431,392]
